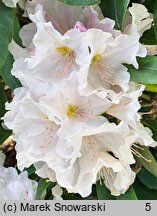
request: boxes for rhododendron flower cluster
[2,0,157,198]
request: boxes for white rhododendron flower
[52,184,63,200]
[0,152,5,166]
[2,0,19,7]
[22,0,119,35]
[3,88,60,170]
[77,28,146,100]
[0,167,37,200]
[34,162,56,182]
[107,83,145,128]
[128,3,153,37]
[53,121,156,197]
[39,73,111,137]
[0,169,37,200]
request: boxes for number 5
[145,203,151,211]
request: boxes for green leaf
[116,186,138,200]
[0,82,12,145]
[0,82,7,118]
[137,168,157,190]
[35,178,51,200]
[142,120,157,141]
[57,0,100,6]
[13,15,22,46]
[128,56,157,84]
[0,124,12,145]
[0,1,15,69]
[140,26,157,45]
[133,180,157,200]
[99,0,129,30]
[134,146,157,178]
[143,0,155,13]
[154,0,157,41]
[0,53,21,90]
[96,181,116,200]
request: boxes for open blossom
[3,87,61,171]
[22,0,119,35]
[77,27,146,100]
[9,5,89,94]
[39,73,112,137]
[53,121,156,197]
[0,167,37,200]
[107,82,145,128]
[0,152,37,200]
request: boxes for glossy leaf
[0,1,15,69]
[128,56,157,84]
[57,0,100,6]
[137,168,157,190]
[36,178,51,200]
[96,181,116,200]
[143,0,155,13]
[134,146,157,178]
[140,26,157,45]
[0,53,21,90]
[99,0,129,29]
[133,180,157,200]
[116,186,137,200]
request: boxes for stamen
[91,57,115,85]
[131,146,152,163]
[91,54,102,65]
[67,104,78,119]
[56,51,75,78]
[56,46,72,55]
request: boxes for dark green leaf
[96,181,116,200]
[140,26,157,45]
[0,53,21,90]
[57,0,100,6]
[0,82,11,145]
[154,0,157,41]
[0,1,15,69]
[137,168,157,190]
[128,56,157,84]
[133,180,157,200]
[99,0,129,30]
[0,82,7,117]
[13,15,22,46]
[35,178,51,200]
[24,165,36,176]
[134,146,157,178]
[143,0,155,13]
[0,124,12,145]
[116,186,138,200]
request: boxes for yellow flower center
[56,46,72,55]
[91,54,102,65]
[67,104,78,119]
